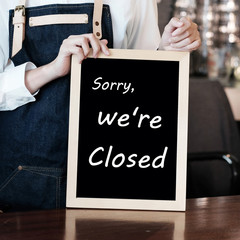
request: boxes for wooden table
[0,195,240,240]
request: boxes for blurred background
[157,0,240,87]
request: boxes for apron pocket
[0,165,66,211]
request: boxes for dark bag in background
[187,79,240,198]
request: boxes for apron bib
[0,0,113,211]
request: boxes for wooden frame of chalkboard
[67,49,189,211]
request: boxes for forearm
[25,61,60,94]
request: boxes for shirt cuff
[0,62,37,111]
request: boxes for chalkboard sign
[67,49,189,211]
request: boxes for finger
[101,39,108,45]
[68,45,86,63]
[80,37,91,57]
[65,34,92,57]
[170,39,201,52]
[170,37,193,49]
[170,30,199,48]
[164,17,183,34]
[170,30,192,44]
[61,34,109,60]
[78,37,109,58]
[172,17,192,37]
[85,34,101,58]
[186,39,201,51]
[100,39,110,56]
[62,36,86,55]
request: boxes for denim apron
[0,2,113,211]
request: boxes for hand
[25,34,109,94]
[51,33,110,78]
[161,17,201,52]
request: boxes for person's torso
[0,1,113,211]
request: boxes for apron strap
[11,0,103,57]
[12,0,26,57]
[93,0,103,39]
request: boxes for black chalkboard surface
[67,49,189,211]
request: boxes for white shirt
[0,0,161,111]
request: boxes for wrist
[50,56,71,79]
[25,62,58,94]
